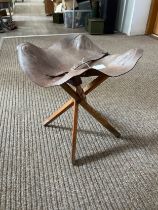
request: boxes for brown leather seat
[17,34,143,87]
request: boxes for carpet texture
[0,34,158,210]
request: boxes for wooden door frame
[146,0,158,34]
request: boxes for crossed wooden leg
[43,75,108,126]
[43,75,121,164]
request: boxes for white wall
[116,0,152,35]
[130,0,152,35]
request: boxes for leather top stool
[17,34,143,164]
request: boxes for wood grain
[43,75,108,126]
[61,83,121,138]
[153,12,158,35]
[43,99,74,126]
[71,100,78,164]
[146,0,158,34]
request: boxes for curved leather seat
[17,34,143,87]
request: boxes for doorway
[146,0,158,35]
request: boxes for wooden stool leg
[72,100,79,164]
[43,75,108,126]
[80,100,121,138]
[62,83,121,138]
[43,99,74,126]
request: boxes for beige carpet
[0,34,158,210]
